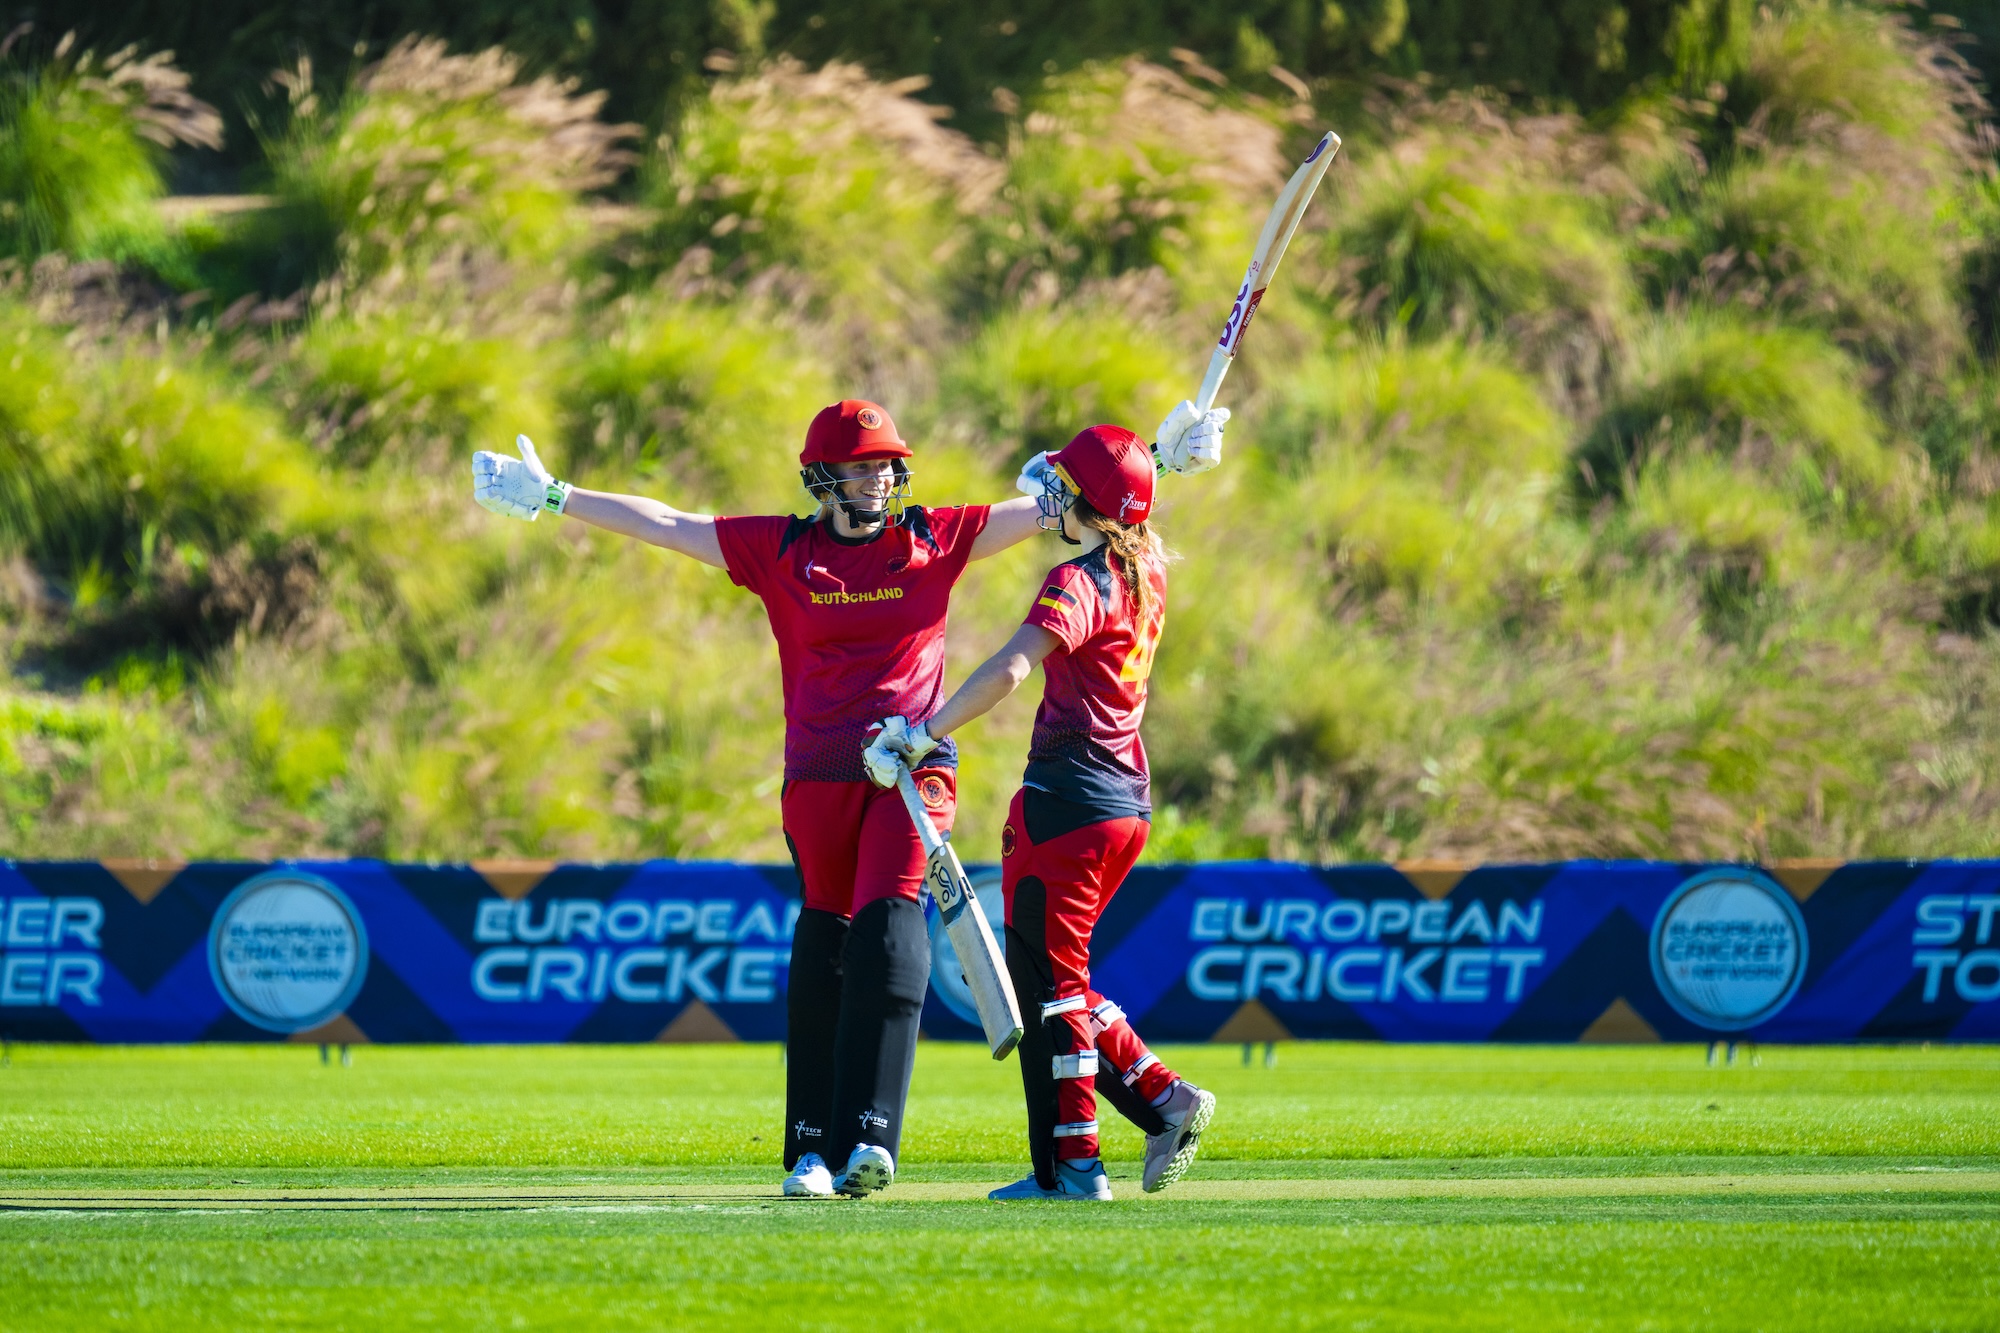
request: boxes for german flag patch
[1036,583,1079,612]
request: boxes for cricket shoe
[987,1174,1057,1201]
[1142,1080,1216,1192]
[833,1143,895,1196]
[782,1153,833,1199]
[1052,1158,1113,1201]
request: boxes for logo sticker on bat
[927,855,968,921]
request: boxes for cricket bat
[1159,130,1341,473]
[895,765,1024,1060]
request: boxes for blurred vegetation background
[1,0,1997,864]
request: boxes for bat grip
[1193,347,1232,414]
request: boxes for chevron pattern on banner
[0,860,1995,1043]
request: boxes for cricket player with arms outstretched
[865,422,1215,1200]
[472,398,1226,1199]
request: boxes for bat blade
[1192,130,1341,413]
[897,765,1024,1060]
[926,841,1024,1060]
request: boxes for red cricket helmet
[1047,424,1155,526]
[801,400,910,466]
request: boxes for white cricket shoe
[1142,1080,1216,1193]
[1053,1158,1113,1201]
[782,1152,833,1198]
[833,1143,895,1196]
[987,1174,1057,1201]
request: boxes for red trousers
[1000,788,1178,1162]
[782,768,955,917]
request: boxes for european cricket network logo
[208,870,369,1033]
[1648,868,1807,1030]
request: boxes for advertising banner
[2,858,1996,1044]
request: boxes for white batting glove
[861,715,938,788]
[473,435,571,521]
[1154,402,1231,475]
[1015,451,1057,498]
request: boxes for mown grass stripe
[6,1170,1998,1210]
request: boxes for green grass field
[3,1043,1998,1330]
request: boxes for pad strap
[1041,995,1088,1020]
[1089,1000,1126,1027]
[1052,1120,1100,1139]
[1052,1051,1100,1080]
[1121,1052,1159,1087]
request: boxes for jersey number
[1120,610,1164,685]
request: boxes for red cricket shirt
[1019,545,1167,817]
[716,505,991,783]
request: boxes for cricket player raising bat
[472,398,1227,1200]
[865,424,1216,1200]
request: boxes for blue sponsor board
[1,859,1996,1043]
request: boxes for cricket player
[471,399,1225,1200]
[863,420,1219,1200]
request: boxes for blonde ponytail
[1073,500,1165,628]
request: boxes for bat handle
[1155,348,1235,477]
[1193,346,1232,414]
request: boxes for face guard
[1020,455,1081,545]
[802,458,912,527]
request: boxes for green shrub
[0,309,323,591]
[1916,499,2000,632]
[1668,5,1987,394]
[940,302,1180,466]
[1578,314,1900,512]
[1245,339,1570,610]
[0,43,219,263]
[636,59,997,343]
[561,299,834,510]
[0,688,207,854]
[1689,154,1965,388]
[1322,106,1630,384]
[1262,336,1567,482]
[268,37,633,278]
[1621,455,1805,644]
[974,59,1287,306]
[286,298,557,472]
[1729,2,1981,167]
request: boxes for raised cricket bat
[895,765,1024,1060]
[1160,130,1341,473]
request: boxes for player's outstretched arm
[861,624,1060,786]
[472,436,725,568]
[968,496,1046,562]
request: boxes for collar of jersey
[823,512,898,546]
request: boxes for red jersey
[716,505,990,783]
[1019,545,1166,816]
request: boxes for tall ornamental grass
[0,40,219,264]
[976,60,1289,307]
[637,58,999,355]
[269,37,635,278]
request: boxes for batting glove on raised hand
[1015,451,1057,497]
[1154,402,1231,475]
[473,435,572,522]
[861,715,939,788]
